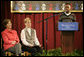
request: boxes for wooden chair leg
[21,52,25,56]
[22,51,31,56]
[5,52,8,56]
[5,52,11,56]
[25,52,28,56]
[25,52,31,56]
[27,52,31,56]
[26,52,29,56]
[24,52,26,56]
[8,52,11,56]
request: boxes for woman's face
[6,21,12,29]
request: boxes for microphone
[44,12,64,20]
[37,12,64,23]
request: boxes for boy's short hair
[24,17,31,23]
[65,3,71,6]
[65,3,71,8]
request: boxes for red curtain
[1,1,83,50]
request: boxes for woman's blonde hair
[24,17,31,23]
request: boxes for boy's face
[64,4,71,13]
[25,20,31,28]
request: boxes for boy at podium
[59,3,76,54]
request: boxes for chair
[1,38,12,56]
[21,44,31,56]
[5,52,13,56]
[1,38,31,56]
[24,51,31,56]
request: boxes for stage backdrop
[1,1,83,50]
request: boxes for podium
[58,22,79,54]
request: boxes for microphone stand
[38,13,63,55]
